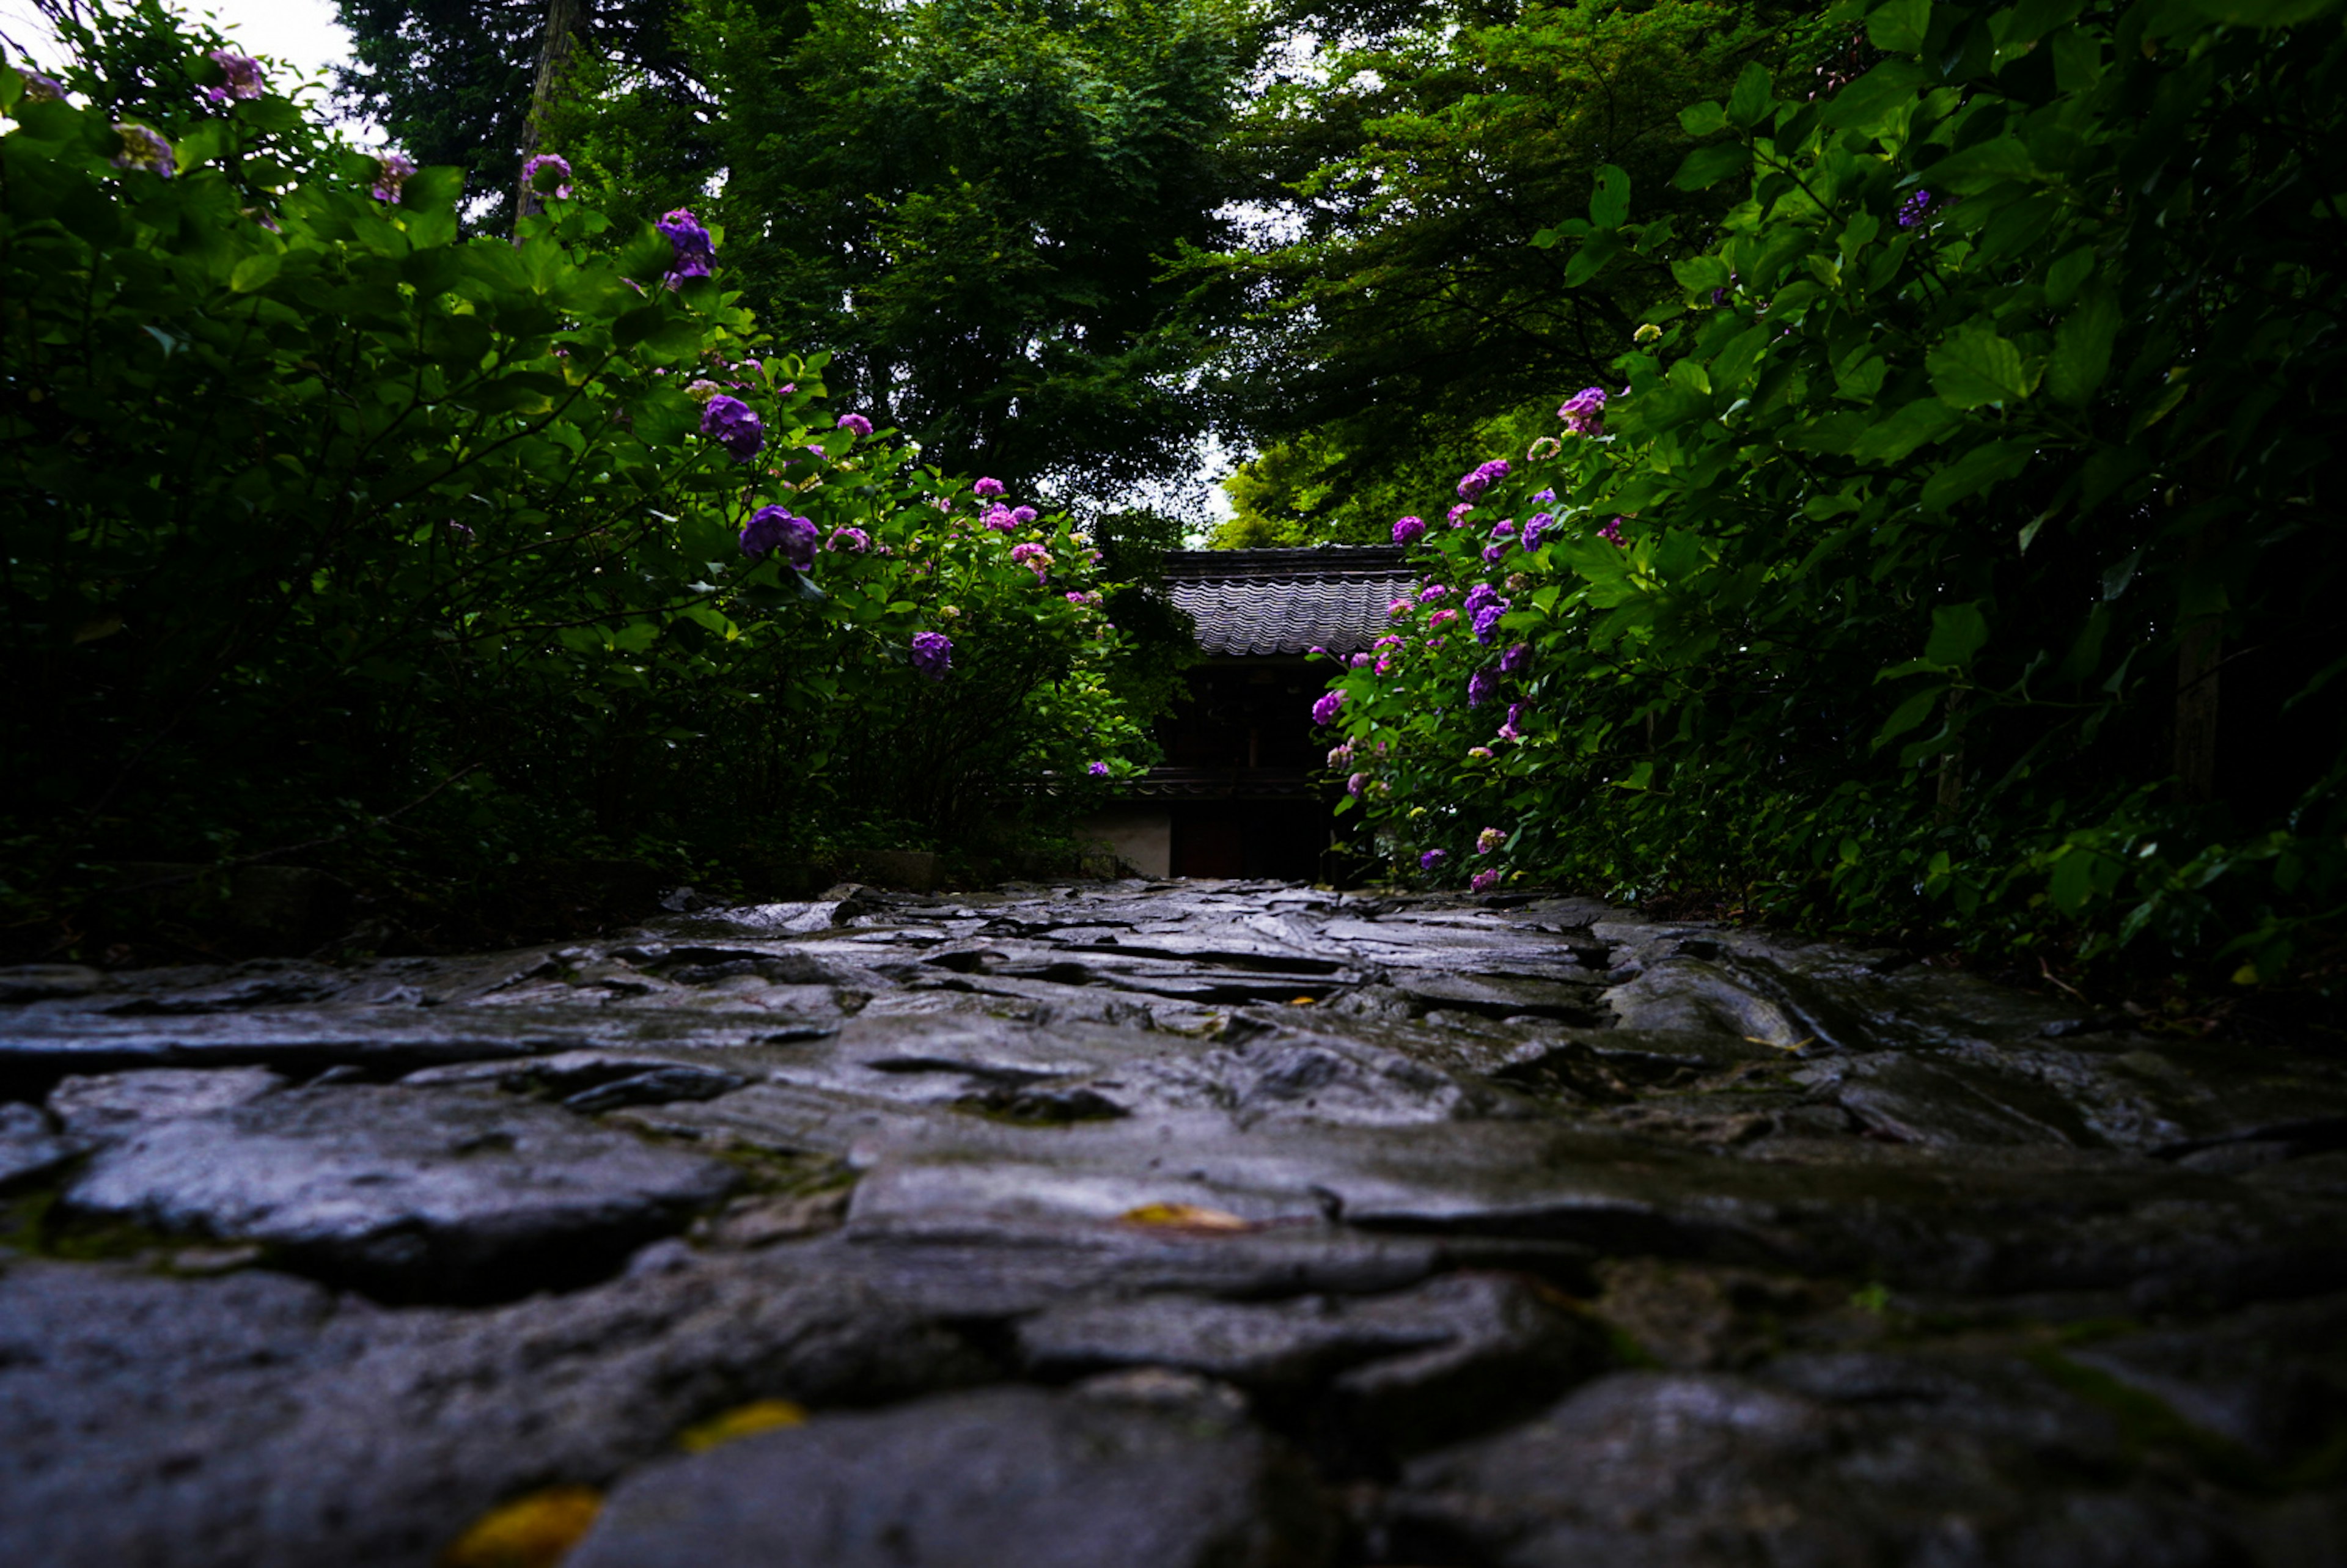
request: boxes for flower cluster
[1392,515,1427,545]
[523,152,571,200]
[1311,689,1346,727]
[973,477,1007,498]
[910,631,954,680]
[836,412,873,438]
[20,68,66,103]
[1897,188,1936,228]
[1420,849,1447,870]
[826,527,871,554]
[1470,870,1501,893]
[111,123,174,177]
[1010,541,1052,581]
[205,49,265,103]
[1522,513,1552,551]
[1558,386,1607,437]
[1476,827,1505,855]
[1598,515,1626,547]
[658,208,714,285]
[1464,583,1510,645]
[740,505,817,570]
[372,152,416,202]
[1467,669,1499,708]
[1456,458,1511,502]
[699,395,765,463]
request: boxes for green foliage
[1,7,1153,943]
[537,0,1262,505]
[1199,0,1838,541]
[1313,0,2347,982]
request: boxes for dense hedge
[1,7,1156,950]
[1317,0,2346,983]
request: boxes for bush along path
[2,878,2344,1566]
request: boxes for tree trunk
[516,0,591,230]
[2174,612,2221,805]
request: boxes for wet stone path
[2,881,2345,1566]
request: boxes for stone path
[2,881,2344,1566]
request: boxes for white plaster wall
[1076,807,1172,878]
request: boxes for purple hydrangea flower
[836,412,873,437]
[522,152,571,199]
[1499,643,1531,676]
[1522,513,1553,549]
[972,477,1007,498]
[1897,188,1934,228]
[1088,761,1110,777]
[1558,386,1607,437]
[20,68,66,103]
[1350,652,1372,668]
[699,395,765,463]
[982,505,1018,531]
[1375,635,1405,651]
[371,151,416,202]
[1419,584,1449,603]
[1490,519,1518,538]
[1599,515,1626,547]
[1468,669,1499,708]
[1471,869,1500,893]
[1482,543,1509,565]
[826,527,871,554]
[658,208,715,284]
[1447,504,1475,527]
[1347,772,1369,797]
[1532,489,1555,503]
[1463,584,1504,617]
[1472,604,1507,644]
[1388,598,1411,617]
[1507,701,1530,730]
[205,49,265,102]
[741,505,817,568]
[1476,827,1505,855]
[1392,515,1427,545]
[112,123,174,177]
[1467,746,1494,760]
[1428,609,1458,630]
[1311,689,1346,727]
[1328,743,1354,766]
[911,631,954,680]
[1455,458,1511,502]
[1011,505,1038,524]
[1420,849,1448,871]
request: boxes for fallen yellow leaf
[1745,1035,1815,1053]
[1289,996,1316,1006]
[439,1486,601,1568]
[677,1398,809,1454]
[1120,1202,1257,1233]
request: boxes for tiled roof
[1161,548,1414,658]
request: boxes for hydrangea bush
[0,7,1150,936]
[1313,0,2347,983]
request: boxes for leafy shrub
[0,5,1153,948]
[1314,0,2347,983]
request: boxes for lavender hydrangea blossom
[205,49,265,102]
[371,152,416,202]
[1897,189,1935,228]
[20,69,66,103]
[1558,386,1607,437]
[1311,689,1346,727]
[658,208,715,285]
[1467,669,1499,708]
[1499,643,1531,676]
[112,123,175,177]
[1392,515,1427,545]
[972,477,1007,498]
[911,631,954,680]
[836,413,873,437]
[522,153,571,199]
[699,395,765,463]
[1087,761,1110,777]
[825,527,871,554]
[1420,849,1447,871]
[1471,870,1500,892]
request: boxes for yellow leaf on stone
[1120,1203,1255,1233]
[1289,996,1316,1006]
[677,1398,808,1454]
[438,1485,601,1568]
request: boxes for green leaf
[401,165,466,214]
[1925,601,1990,667]
[1921,439,2032,510]
[2044,246,2097,309]
[1589,164,1631,229]
[2184,0,2343,21]
[1928,324,2034,408]
[1912,137,2040,194]
[2045,285,2119,407]
[1563,229,1624,288]
[1875,686,1944,747]
[1820,60,1928,133]
[1867,0,1933,51]
[1672,255,1731,292]
[1727,64,1774,130]
[1849,398,1960,461]
[229,252,282,293]
[1673,143,1750,192]
[1678,101,1728,136]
